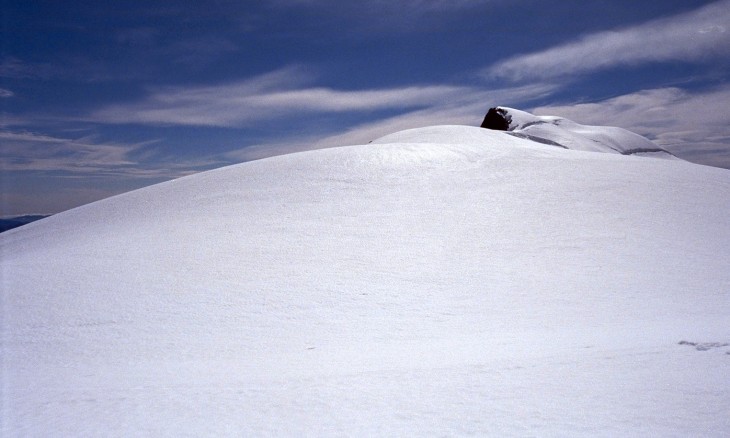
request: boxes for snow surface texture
[494,106,678,158]
[2,110,730,436]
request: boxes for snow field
[2,123,729,436]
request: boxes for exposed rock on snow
[480,106,677,158]
[480,107,511,131]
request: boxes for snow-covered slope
[2,123,729,436]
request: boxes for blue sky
[2,0,729,215]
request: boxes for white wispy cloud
[531,85,730,169]
[88,66,489,127]
[0,57,54,80]
[1,131,135,170]
[0,130,215,178]
[485,0,730,81]
[0,88,14,98]
[0,55,129,83]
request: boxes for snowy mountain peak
[479,106,678,159]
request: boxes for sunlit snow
[2,110,729,436]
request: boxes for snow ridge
[496,106,677,158]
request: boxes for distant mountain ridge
[0,215,49,233]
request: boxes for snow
[2,116,730,436]
[496,106,678,157]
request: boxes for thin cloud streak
[272,0,493,10]
[531,85,730,169]
[0,57,56,80]
[266,0,502,32]
[88,66,485,127]
[1,131,136,170]
[485,0,730,81]
[0,130,215,178]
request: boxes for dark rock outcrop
[480,107,511,131]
